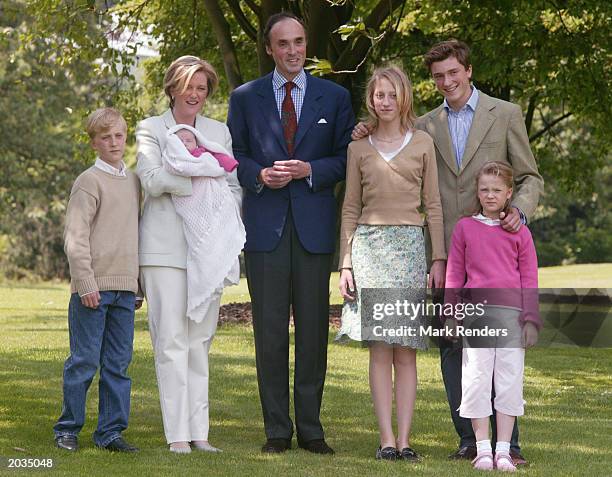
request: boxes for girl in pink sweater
[445,162,541,472]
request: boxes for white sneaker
[169,442,192,454]
[191,441,222,453]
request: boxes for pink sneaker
[495,452,517,472]
[472,451,494,471]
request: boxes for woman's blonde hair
[163,55,219,108]
[364,65,416,132]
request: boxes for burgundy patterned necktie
[281,81,297,156]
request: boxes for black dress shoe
[510,450,528,466]
[298,439,335,455]
[448,445,477,460]
[99,437,139,453]
[399,447,420,461]
[375,446,399,460]
[261,438,291,453]
[55,435,78,451]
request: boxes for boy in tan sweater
[53,108,141,453]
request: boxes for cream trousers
[140,266,220,444]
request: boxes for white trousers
[459,347,525,418]
[140,266,220,444]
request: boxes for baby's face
[176,129,198,151]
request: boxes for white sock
[476,439,492,454]
[496,441,511,454]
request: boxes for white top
[472,213,501,227]
[95,158,126,177]
[368,130,414,161]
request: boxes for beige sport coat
[416,91,543,252]
[136,109,242,268]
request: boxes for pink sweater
[446,216,541,328]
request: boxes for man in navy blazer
[227,12,354,455]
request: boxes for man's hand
[273,160,311,180]
[338,269,356,301]
[428,260,446,289]
[522,322,539,348]
[258,167,292,189]
[135,299,143,310]
[500,206,522,233]
[351,122,371,141]
[81,291,100,309]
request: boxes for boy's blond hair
[86,108,127,139]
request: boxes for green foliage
[3,0,610,278]
[0,0,116,279]
[381,0,611,264]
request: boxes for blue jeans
[54,291,135,447]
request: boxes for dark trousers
[245,211,332,442]
[439,326,521,452]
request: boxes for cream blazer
[416,91,544,251]
[136,109,243,268]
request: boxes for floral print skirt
[336,225,427,349]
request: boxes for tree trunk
[306,0,337,60]
[257,0,287,75]
[202,0,243,90]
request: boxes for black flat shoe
[261,438,291,453]
[375,446,399,460]
[55,435,78,452]
[448,445,477,460]
[98,437,139,453]
[399,447,420,461]
[298,439,334,455]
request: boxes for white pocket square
[317,118,328,124]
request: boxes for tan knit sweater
[339,130,446,269]
[64,166,140,296]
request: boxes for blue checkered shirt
[444,87,479,169]
[272,68,307,122]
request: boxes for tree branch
[333,0,404,75]
[243,0,261,17]
[374,0,406,61]
[202,0,243,89]
[225,0,257,41]
[525,92,539,136]
[529,111,572,143]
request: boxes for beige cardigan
[339,130,446,269]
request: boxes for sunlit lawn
[0,264,610,476]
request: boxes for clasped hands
[258,160,311,189]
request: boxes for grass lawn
[0,264,611,476]
[220,263,612,305]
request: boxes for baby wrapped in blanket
[162,124,245,323]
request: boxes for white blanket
[162,124,245,323]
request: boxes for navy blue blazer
[227,72,355,253]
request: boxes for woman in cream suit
[136,56,242,453]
